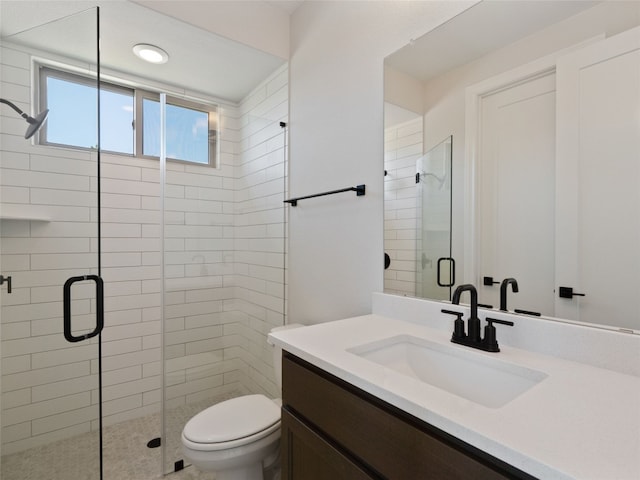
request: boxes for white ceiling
[266,0,305,15]
[385,0,599,83]
[0,0,290,102]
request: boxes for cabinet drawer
[282,352,534,480]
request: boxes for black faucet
[451,284,480,342]
[442,283,514,352]
[500,278,519,311]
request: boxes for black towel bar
[284,184,365,207]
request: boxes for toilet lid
[183,394,280,444]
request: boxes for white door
[555,26,640,328]
[477,72,556,314]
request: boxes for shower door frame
[0,7,104,479]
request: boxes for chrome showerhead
[1,98,49,139]
[24,109,49,139]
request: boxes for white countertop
[269,314,640,480]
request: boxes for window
[41,67,134,154]
[140,95,215,165]
[38,66,218,166]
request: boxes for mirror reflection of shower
[0,98,49,139]
[417,170,446,190]
[416,136,453,301]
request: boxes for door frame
[554,25,640,325]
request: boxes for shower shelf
[0,214,50,222]
[0,205,51,222]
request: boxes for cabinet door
[555,26,640,327]
[281,409,374,480]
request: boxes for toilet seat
[182,394,281,451]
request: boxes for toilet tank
[268,324,304,389]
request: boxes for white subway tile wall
[0,41,288,455]
[383,117,422,297]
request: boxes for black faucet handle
[514,308,541,317]
[486,317,514,327]
[441,309,466,340]
[483,317,514,352]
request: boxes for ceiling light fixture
[133,44,169,64]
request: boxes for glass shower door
[158,91,229,474]
[415,136,453,300]
[0,7,103,479]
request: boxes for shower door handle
[437,257,456,287]
[63,275,104,343]
[0,275,12,293]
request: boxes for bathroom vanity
[269,293,640,480]
[281,352,532,479]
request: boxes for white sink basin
[348,335,547,408]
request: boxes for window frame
[135,90,218,167]
[37,64,219,168]
[39,66,135,154]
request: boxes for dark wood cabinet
[281,408,374,479]
[281,352,536,480]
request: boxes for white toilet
[181,324,302,480]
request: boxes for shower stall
[383,108,452,301]
[415,136,453,301]
[0,4,288,479]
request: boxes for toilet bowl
[182,324,303,480]
[182,394,281,480]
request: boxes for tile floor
[1,393,238,480]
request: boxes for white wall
[384,66,424,114]
[288,1,476,324]
[233,65,288,398]
[383,116,422,297]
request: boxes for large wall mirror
[383,0,640,333]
